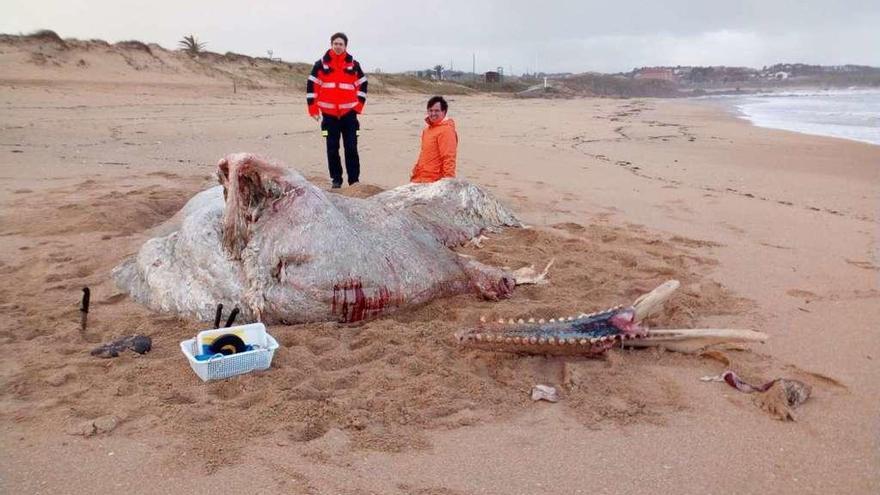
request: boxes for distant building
[485,71,501,83]
[634,67,676,81]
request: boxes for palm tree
[178,34,206,56]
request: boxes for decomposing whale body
[114,153,547,324]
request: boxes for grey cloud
[2,0,878,74]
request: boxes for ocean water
[729,90,880,146]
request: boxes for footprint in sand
[786,289,817,299]
[845,259,879,271]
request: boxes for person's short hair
[330,32,348,46]
[427,96,448,112]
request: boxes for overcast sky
[4,1,879,74]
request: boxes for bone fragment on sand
[631,279,680,321]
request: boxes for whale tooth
[497,318,504,324]
[528,318,535,323]
[513,337,521,344]
[480,315,487,323]
[508,318,515,325]
[579,339,588,345]
[567,316,574,321]
[517,319,525,324]
[568,338,576,345]
[547,337,556,345]
[550,318,556,323]
[538,337,547,345]
[590,338,598,344]
[529,337,538,345]
[475,334,483,342]
[538,319,545,324]
[505,337,513,344]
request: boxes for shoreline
[1,83,878,494]
[692,89,880,146]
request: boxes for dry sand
[1,55,879,494]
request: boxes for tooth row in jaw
[468,333,636,345]
[478,306,622,325]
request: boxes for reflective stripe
[321,130,328,137]
[308,75,323,85]
[323,82,338,89]
[355,76,368,85]
[338,83,355,90]
[306,93,316,98]
[322,64,329,70]
[316,101,359,110]
[357,91,367,98]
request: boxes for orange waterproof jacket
[410,117,458,183]
[306,50,368,117]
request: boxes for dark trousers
[322,111,360,184]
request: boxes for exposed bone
[626,328,768,351]
[632,280,680,321]
[531,385,559,402]
[469,234,489,248]
[512,258,555,285]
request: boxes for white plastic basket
[180,324,279,382]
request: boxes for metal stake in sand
[80,287,91,333]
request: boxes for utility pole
[472,52,476,81]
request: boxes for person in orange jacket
[306,32,368,188]
[410,96,458,183]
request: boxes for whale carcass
[114,153,546,324]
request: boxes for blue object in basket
[194,344,256,361]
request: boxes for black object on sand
[213,303,224,329]
[91,335,152,358]
[224,307,240,328]
[80,287,90,332]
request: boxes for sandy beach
[1,60,879,493]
